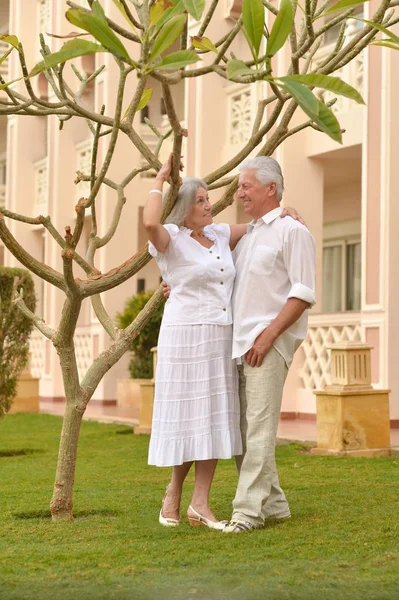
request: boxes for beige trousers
[232,347,289,527]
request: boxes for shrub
[116,290,164,379]
[0,267,36,417]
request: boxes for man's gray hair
[239,156,284,202]
[164,177,208,227]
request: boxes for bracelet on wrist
[149,189,163,196]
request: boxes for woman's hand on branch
[155,153,184,184]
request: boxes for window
[137,279,145,294]
[322,221,361,313]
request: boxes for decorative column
[9,354,39,414]
[312,342,391,456]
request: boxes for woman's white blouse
[148,223,235,326]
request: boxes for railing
[30,331,46,379]
[228,86,252,146]
[300,312,364,390]
[223,82,259,163]
[33,157,48,215]
[75,327,93,382]
[0,40,10,79]
[37,0,51,35]
[30,327,93,382]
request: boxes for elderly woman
[143,154,299,530]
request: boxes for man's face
[237,169,276,219]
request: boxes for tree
[0,267,36,417]
[0,0,397,520]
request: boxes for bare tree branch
[0,214,66,291]
[13,289,56,340]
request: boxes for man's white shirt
[232,206,316,366]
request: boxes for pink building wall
[0,0,398,425]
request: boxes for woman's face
[184,187,213,231]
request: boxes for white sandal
[187,505,227,530]
[159,486,180,527]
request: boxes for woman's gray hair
[164,177,208,227]
[238,156,284,202]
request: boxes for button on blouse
[148,223,235,326]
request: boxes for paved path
[40,399,399,447]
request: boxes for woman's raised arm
[143,154,174,253]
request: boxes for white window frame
[323,219,361,313]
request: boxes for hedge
[0,266,36,417]
[116,290,164,379]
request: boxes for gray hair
[238,156,284,202]
[164,177,208,227]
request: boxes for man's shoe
[223,520,259,533]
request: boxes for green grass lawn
[1,413,398,600]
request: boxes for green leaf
[29,39,107,77]
[281,74,365,104]
[318,0,369,19]
[183,0,205,20]
[0,46,14,68]
[0,76,23,90]
[191,36,218,53]
[123,88,154,119]
[313,101,342,143]
[266,0,293,57]
[227,58,256,79]
[65,8,130,61]
[282,79,342,142]
[154,0,186,31]
[65,8,90,32]
[150,0,170,27]
[136,88,153,111]
[92,0,106,19]
[149,13,187,62]
[280,78,319,114]
[154,49,200,70]
[371,40,399,50]
[111,0,136,28]
[242,0,264,61]
[350,17,399,45]
[0,35,19,49]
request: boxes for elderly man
[224,156,316,533]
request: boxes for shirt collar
[247,206,283,232]
[180,225,216,243]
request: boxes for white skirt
[148,324,242,467]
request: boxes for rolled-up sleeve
[284,225,316,306]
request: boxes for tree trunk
[50,400,84,521]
